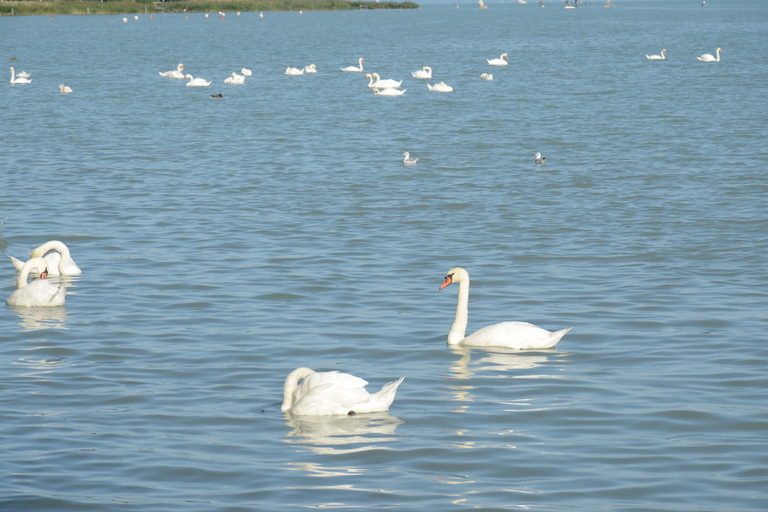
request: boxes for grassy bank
[0,0,419,16]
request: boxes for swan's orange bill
[440,276,453,290]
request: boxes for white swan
[366,73,403,89]
[411,66,432,79]
[403,152,420,165]
[480,73,493,81]
[646,49,666,60]
[241,68,252,76]
[534,152,546,165]
[6,257,66,307]
[59,84,73,93]
[15,70,31,78]
[159,63,185,79]
[439,267,571,349]
[184,74,211,87]
[282,367,404,416]
[10,67,31,84]
[303,64,317,74]
[10,240,82,276]
[697,47,721,62]
[341,58,364,72]
[374,88,406,96]
[224,72,245,84]
[428,82,453,93]
[487,53,509,66]
[285,67,304,75]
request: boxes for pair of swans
[646,49,666,60]
[366,73,403,89]
[59,85,73,93]
[697,48,721,62]
[159,63,185,79]
[374,88,406,96]
[428,82,453,93]
[10,67,31,84]
[10,240,82,277]
[480,73,493,81]
[403,152,419,165]
[534,152,546,165]
[185,75,211,87]
[412,66,432,79]
[6,257,66,307]
[225,72,245,84]
[282,367,404,416]
[341,58,364,72]
[487,53,509,66]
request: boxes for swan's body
[59,84,73,93]
[428,82,453,93]
[159,63,185,79]
[341,58,364,72]
[534,152,546,165]
[697,47,721,62]
[374,88,406,96]
[303,64,317,74]
[241,68,252,76]
[366,73,403,89]
[10,67,31,84]
[403,152,419,165]
[646,49,666,60]
[184,74,211,87]
[285,67,304,75]
[282,367,404,416]
[225,72,245,84]
[6,257,66,307]
[411,66,432,79]
[487,53,509,66]
[15,70,31,78]
[480,73,493,81]
[10,240,82,276]
[439,267,571,349]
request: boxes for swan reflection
[449,345,556,381]
[7,305,68,331]
[283,412,403,455]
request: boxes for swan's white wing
[463,322,571,349]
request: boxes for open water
[1,1,767,510]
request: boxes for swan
[403,152,420,165]
[59,84,73,93]
[480,73,493,81]
[411,66,432,79]
[282,367,404,416]
[487,53,509,66]
[184,74,211,87]
[366,73,403,89]
[224,72,245,84]
[10,67,31,84]
[10,240,82,276]
[427,82,453,93]
[15,70,31,78]
[285,67,304,75]
[439,267,571,349]
[341,58,364,72]
[697,47,721,62]
[6,257,66,307]
[303,64,317,74]
[374,88,406,96]
[534,152,546,165]
[159,63,185,79]
[241,68,252,76]
[646,49,666,60]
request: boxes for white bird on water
[403,152,420,165]
[6,257,66,307]
[374,88,406,96]
[480,73,493,81]
[428,82,453,93]
[10,240,82,276]
[366,73,402,89]
[241,68,252,76]
[534,152,546,165]
[341,58,364,72]
[697,47,721,62]
[160,63,185,79]
[185,75,211,87]
[303,64,317,74]
[224,72,245,84]
[10,67,31,84]
[285,67,304,76]
[411,66,432,79]
[646,49,666,60]
[59,84,73,93]
[487,53,509,66]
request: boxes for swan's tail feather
[51,285,67,305]
[9,255,25,271]
[359,376,404,413]
[545,327,572,348]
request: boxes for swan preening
[428,82,453,93]
[646,49,666,60]
[185,75,211,86]
[160,63,185,79]
[241,68,252,76]
[412,66,432,79]
[487,53,509,66]
[341,58,364,72]
[303,64,317,74]
[534,152,546,165]
[439,267,571,349]
[15,70,31,78]
[403,152,420,165]
[10,67,31,84]
[366,73,403,89]
[285,67,304,76]
[281,367,404,416]
[224,72,245,84]
[697,47,721,62]
[374,88,406,96]
[59,84,73,93]
[6,257,66,307]
[10,240,82,276]
[480,73,493,81]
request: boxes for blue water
[2,1,767,510]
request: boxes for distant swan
[184,74,211,86]
[59,84,73,93]
[366,72,402,88]
[341,58,364,72]
[428,82,453,92]
[159,63,185,79]
[285,67,304,75]
[697,47,721,62]
[439,267,571,349]
[10,240,82,276]
[487,53,509,66]
[10,67,31,84]
[646,49,666,60]
[224,72,245,84]
[6,257,66,307]
[282,367,404,416]
[403,152,420,165]
[480,73,493,81]
[534,152,546,165]
[15,70,31,78]
[374,88,406,96]
[411,66,432,79]
[241,68,252,76]
[303,64,317,74]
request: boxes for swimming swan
[697,48,721,62]
[10,67,31,84]
[159,63,185,79]
[411,66,432,79]
[439,267,571,349]
[374,88,406,96]
[281,367,404,416]
[366,73,402,88]
[15,70,31,78]
[285,67,305,75]
[59,84,73,93]
[341,58,364,72]
[185,74,211,86]
[403,152,420,165]
[303,64,317,74]
[10,240,82,276]
[487,53,509,66]
[224,72,245,84]
[6,257,66,307]
[480,73,493,81]
[428,82,453,92]
[241,68,252,76]
[646,49,666,60]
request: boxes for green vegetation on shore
[0,0,419,16]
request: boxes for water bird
[15,70,30,78]
[285,67,304,76]
[303,64,317,74]
[366,72,402,89]
[210,93,223,98]
[9,67,31,84]
[59,84,73,93]
[281,367,404,416]
[534,152,546,165]
[224,72,245,84]
[480,73,493,81]
[6,257,66,307]
[10,240,82,276]
[403,152,420,165]
[487,53,509,66]
[697,48,721,62]
[159,63,185,79]
[341,58,364,72]
[241,68,252,76]
[440,267,571,349]
[646,49,666,60]
[373,88,406,96]
[427,82,453,92]
[185,74,211,87]
[411,66,432,79]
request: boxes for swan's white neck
[282,367,314,411]
[448,280,470,345]
[31,240,72,269]
[17,257,47,289]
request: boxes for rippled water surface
[2,1,767,510]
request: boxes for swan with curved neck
[412,66,432,79]
[439,267,571,349]
[697,47,721,62]
[303,64,317,74]
[185,74,211,87]
[281,367,404,416]
[10,240,82,276]
[10,67,32,84]
[341,58,364,72]
[366,73,402,89]
[159,63,185,79]
[487,53,509,66]
[225,72,245,84]
[646,49,666,60]
[6,257,66,307]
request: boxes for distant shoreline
[0,0,420,17]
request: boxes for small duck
[534,152,546,165]
[403,152,420,166]
[211,93,223,98]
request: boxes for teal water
[2,2,767,510]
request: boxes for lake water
[2,1,767,510]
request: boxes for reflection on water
[7,305,68,332]
[449,346,558,380]
[283,412,403,455]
